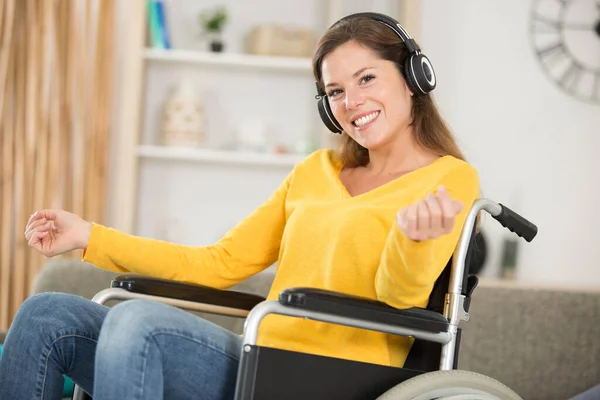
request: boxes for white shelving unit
[139,46,315,172]
[143,48,312,73]
[137,144,305,167]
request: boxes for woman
[0,12,479,400]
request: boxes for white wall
[417,0,600,287]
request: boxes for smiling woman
[322,40,414,156]
[312,14,464,170]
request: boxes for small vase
[210,40,224,52]
[207,32,224,52]
[161,79,205,148]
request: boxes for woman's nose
[344,88,365,110]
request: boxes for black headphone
[315,12,436,134]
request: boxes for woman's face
[321,40,413,150]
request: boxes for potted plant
[199,6,228,52]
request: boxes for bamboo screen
[0,0,116,331]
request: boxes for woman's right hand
[24,209,92,257]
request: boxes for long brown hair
[312,17,465,167]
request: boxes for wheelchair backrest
[402,228,481,372]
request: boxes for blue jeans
[0,292,242,400]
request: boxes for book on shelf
[147,0,171,49]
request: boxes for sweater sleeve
[374,163,480,309]
[81,170,294,289]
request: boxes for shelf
[137,145,306,167]
[143,48,313,73]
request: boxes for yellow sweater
[82,149,479,367]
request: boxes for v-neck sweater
[82,149,480,367]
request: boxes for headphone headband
[334,12,420,54]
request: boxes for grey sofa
[459,279,600,400]
[11,259,600,399]
[27,258,276,335]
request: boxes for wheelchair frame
[72,198,537,400]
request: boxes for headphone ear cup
[405,54,436,95]
[317,96,343,134]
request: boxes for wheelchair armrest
[279,288,449,333]
[111,275,266,311]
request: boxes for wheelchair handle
[492,203,538,242]
[448,199,538,298]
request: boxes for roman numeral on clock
[558,61,584,93]
[536,42,569,69]
[531,13,561,34]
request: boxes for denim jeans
[0,292,242,400]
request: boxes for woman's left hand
[396,185,464,241]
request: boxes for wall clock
[529,0,600,104]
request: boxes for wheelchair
[72,198,537,400]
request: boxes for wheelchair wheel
[376,370,522,400]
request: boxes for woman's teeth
[353,111,380,127]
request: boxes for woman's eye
[326,75,374,98]
[361,74,375,84]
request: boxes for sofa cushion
[459,280,600,400]
[30,259,275,334]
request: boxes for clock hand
[591,0,600,37]
[594,0,600,38]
